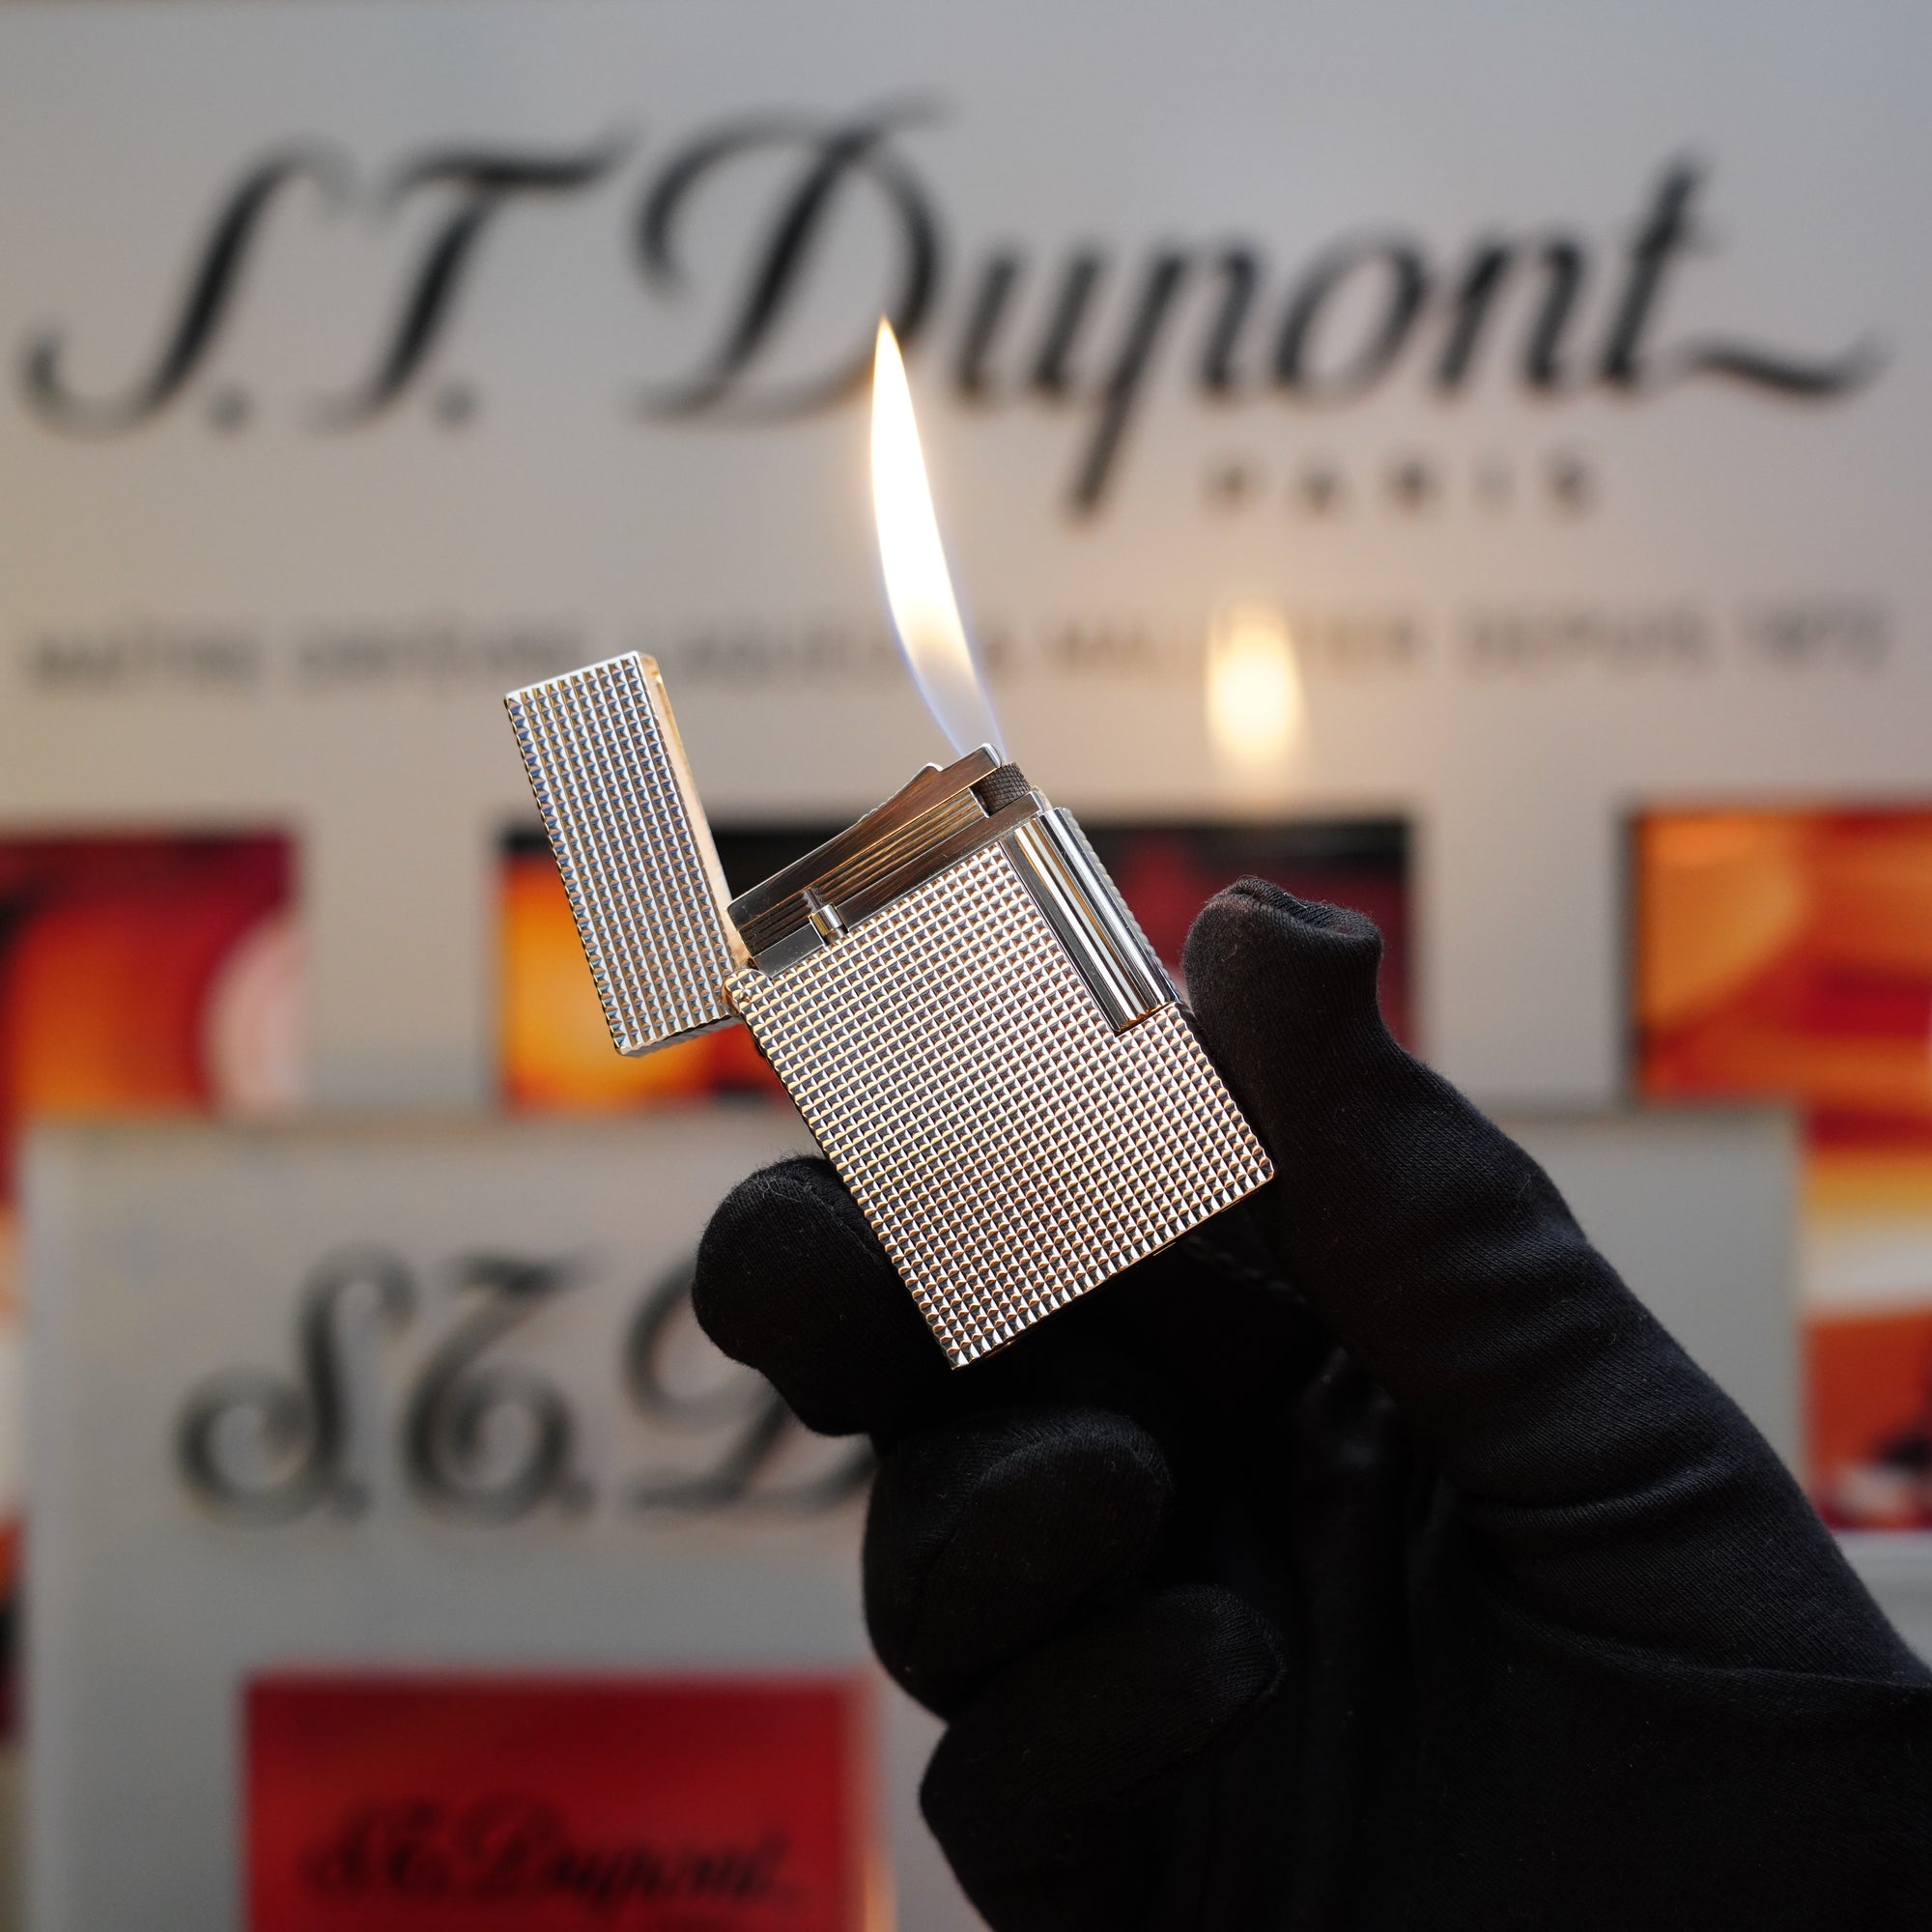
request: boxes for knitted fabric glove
[694,881,1932,1930]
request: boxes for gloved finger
[693,1154,1196,1443]
[921,1585,1284,1931]
[1182,881,1911,1674]
[692,1155,950,1437]
[866,1406,1173,1716]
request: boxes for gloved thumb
[1182,880,1913,1676]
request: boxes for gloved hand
[693,882,1932,1930]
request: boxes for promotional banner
[21,1114,951,1932]
[247,1674,872,1932]
[0,0,1925,1109]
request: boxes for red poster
[246,1674,874,1932]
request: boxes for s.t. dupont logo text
[247,1677,864,1932]
[18,104,1883,515]
[175,1247,869,1526]
[302,1801,798,1920]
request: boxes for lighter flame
[1207,604,1306,773]
[871,320,1003,758]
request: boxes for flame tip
[869,310,1003,759]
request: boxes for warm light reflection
[1206,603,1305,772]
[870,320,1003,758]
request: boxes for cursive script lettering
[401,1254,584,1521]
[305,1795,797,1914]
[22,146,353,432]
[635,102,941,418]
[177,1246,413,1521]
[324,136,631,424]
[20,123,1883,516]
[174,1246,868,1523]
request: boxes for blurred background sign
[24,1106,1812,1930]
[0,0,1923,1108]
[247,1674,873,1932]
[23,1114,933,1932]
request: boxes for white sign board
[0,1,1926,1108]
[24,1102,1833,1930]
[22,1113,979,1932]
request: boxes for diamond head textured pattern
[728,839,1274,1363]
[506,655,738,1053]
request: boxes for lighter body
[507,652,1272,1365]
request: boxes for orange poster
[500,818,1411,1110]
[1636,810,1932,1521]
[0,833,298,1651]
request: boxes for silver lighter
[505,651,1273,1366]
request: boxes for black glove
[693,882,1932,1930]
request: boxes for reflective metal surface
[1004,810,1175,1032]
[505,653,744,1055]
[507,655,1274,1365]
[728,839,1271,1365]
